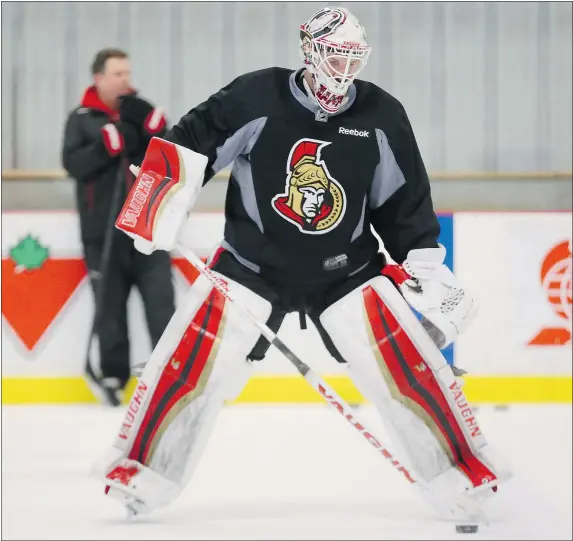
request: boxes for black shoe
[99,377,123,407]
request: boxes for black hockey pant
[210,249,385,364]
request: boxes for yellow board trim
[2,375,571,405]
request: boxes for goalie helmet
[299,7,371,114]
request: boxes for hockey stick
[84,155,130,394]
[176,243,490,527]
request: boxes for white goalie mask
[299,7,371,114]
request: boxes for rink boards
[2,211,571,404]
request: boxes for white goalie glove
[382,244,478,349]
[115,137,208,255]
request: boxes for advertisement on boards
[454,212,572,376]
[526,239,571,347]
[1,213,218,375]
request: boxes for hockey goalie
[92,5,509,524]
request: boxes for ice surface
[2,404,571,540]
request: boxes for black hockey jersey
[165,68,440,285]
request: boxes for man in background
[62,48,175,406]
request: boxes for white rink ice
[2,404,572,540]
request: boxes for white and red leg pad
[320,275,510,518]
[92,271,271,513]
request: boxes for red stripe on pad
[362,285,496,488]
[128,288,226,464]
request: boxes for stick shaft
[85,158,129,381]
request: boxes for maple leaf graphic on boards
[2,235,87,352]
[10,235,49,272]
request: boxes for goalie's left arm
[369,103,441,264]
[367,103,475,348]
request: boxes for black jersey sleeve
[164,74,267,184]
[369,103,440,264]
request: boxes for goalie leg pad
[320,276,504,498]
[93,271,271,512]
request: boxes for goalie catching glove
[382,244,478,349]
[115,137,208,254]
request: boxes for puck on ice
[456,525,478,534]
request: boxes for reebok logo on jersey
[339,127,370,138]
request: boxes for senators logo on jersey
[271,139,346,234]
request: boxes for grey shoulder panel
[369,128,406,210]
[212,117,268,174]
[230,156,265,234]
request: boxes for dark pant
[84,231,175,387]
[210,250,385,364]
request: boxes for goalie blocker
[115,136,208,255]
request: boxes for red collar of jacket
[80,86,136,120]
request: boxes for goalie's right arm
[116,73,264,254]
[163,74,254,183]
